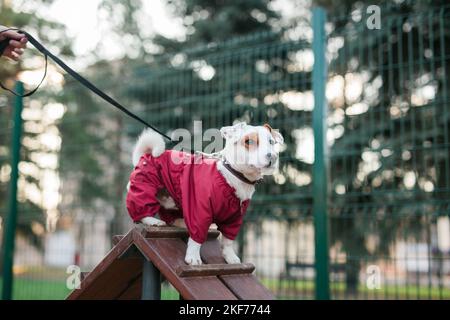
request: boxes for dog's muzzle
[265,153,277,168]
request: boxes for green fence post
[1,81,24,300]
[312,8,330,300]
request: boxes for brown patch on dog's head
[263,123,273,133]
[242,132,259,149]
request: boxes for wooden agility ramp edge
[66,226,274,300]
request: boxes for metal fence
[326,3,450,299]
[0,3,449,300]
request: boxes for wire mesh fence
[326,3,450,299]
[0,2,449,300]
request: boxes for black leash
[0,28,174,143]
[222,160,263,185]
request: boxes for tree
[57,0,150,240]
[125,0,450,296]
[153,0,280,52]
[122,0,310,263]
[0,0,72,250]
[58,65,130,240]
[317,0,450,295]
[124,0,291,199]
[54,0,449,297]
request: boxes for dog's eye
[269,139,275,145]
[245,139,255,145]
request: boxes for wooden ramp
[66,226,274,300]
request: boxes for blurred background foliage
[0,0,449,299]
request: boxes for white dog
[126,122,283,265]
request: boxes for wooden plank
[71,256,142,300]
[200,239,227,264]
[69,226,274,300]
[144,226,220,239]
[132,229,237,300]
[177,263,255,278]
[80,272,90,282]
[117,274,143,300]
[200,238,275,300]
[112,235,122,246]
[67,230,141,300]
[113,226,220,245]
[220,274,275,300]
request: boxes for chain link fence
[0,3,449,299]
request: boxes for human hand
[0,27,28,61]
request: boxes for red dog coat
[126,150,250,244]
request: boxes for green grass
[0,277,70,300]
[1,276,449,300]
[0,277,181,300]
[261,278,450,300]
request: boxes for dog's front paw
[185,251,202,265]
[222,247,241,264]
[185,237,202,265]
[141,216,166,226]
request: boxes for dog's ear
[272,129,284,145]
[263,123,273,133]
[220,122,247,143]
[264,123,284,145]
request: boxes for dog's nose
[265,153,277,167]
